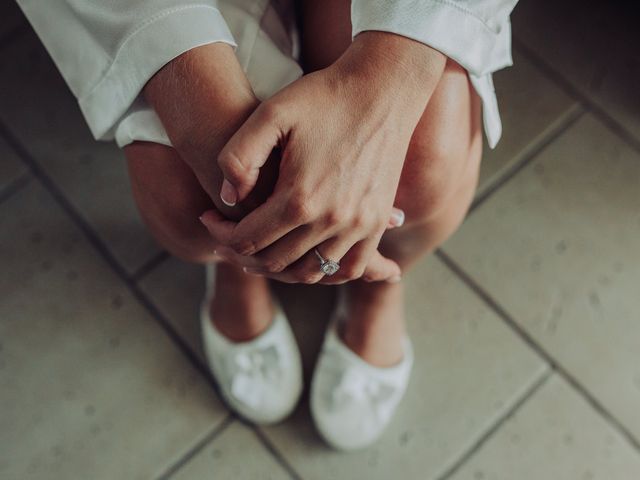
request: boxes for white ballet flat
[310,305,413,450]
[201,264,303,424]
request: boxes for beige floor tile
[0,31,160,273]
[513,0,640,139]
[139,257,336,377]
[173,421,293,480]
[449,375,640,480]
[0,135,27,192]
[479,50,578,193]
[0,183,227,479]
[260,257,548,480]
[139,258,207,359]
[444,114,640,442]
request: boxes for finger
[387,207,406,229]
[218,104,283,205]
[214,246,296,282]
[321,230,402,285]
[312,235,366,285]
[243,251,326,284]
[244,230,361,284]
[199,209,237,246]
[355,233,402,283]
[321,236,401,285]
[360,249,402,283]
[227,197,305,255]
[251,223,337,273]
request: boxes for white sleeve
[16,0,236,141]
[351,0,518,77]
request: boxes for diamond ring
[314,248,340,276]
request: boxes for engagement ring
[314,248,340,276]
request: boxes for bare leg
[125,142,274,341]
[302,0,482,366]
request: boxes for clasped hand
[200,33,442,284]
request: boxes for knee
[141,207,217,264]
[125,142,217,264]
[395,132,481,226]
[392,58,483,226]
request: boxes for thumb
[217,104,283,206]
[362,251,402,283]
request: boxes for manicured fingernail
[220,179,237,207]
[390,210,405,227]
[388,275,402,283]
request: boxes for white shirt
[16,0,518,148]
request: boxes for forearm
[143,43,278,220]
[334,32,446,131]
[144,42,258,156]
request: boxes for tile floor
[1,1,639,479]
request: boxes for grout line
[156,414,235,480]
[0,119,218,389]
[435,250,640,454]
[513,39,640,154]
[132,250,170,282]
[252,426,304,480]
[472,104,585,213]
[0,171,32,205]
[436,369,553,480]
[0,119,306,480]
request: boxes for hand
[142,41,403,276]
[202,32,446,284]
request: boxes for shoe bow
[228,344,282,409]
[331,367,396,423]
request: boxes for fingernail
[220,179,237,207]
[390,210,405,227]
[388,275,402,283]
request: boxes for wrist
[335,31,446,118]
[144,43,259,154]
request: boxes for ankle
[339,281,406,367]
[346,279,403,312]
[210,262,274,342]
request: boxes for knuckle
[299,272,322,284]
[361,270,379,282]
[257,101,280,124]
[353,210,374,230]
[373,217,388,235]
[231,239,257,256]
[325,208,349,227]
[218,150,248,184]
[263,260,286,273]
[286,194,315,222]
[352,266,367,280]
[341,264,365,280]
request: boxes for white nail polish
[220,197,236,207]
[392,210,405,227]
